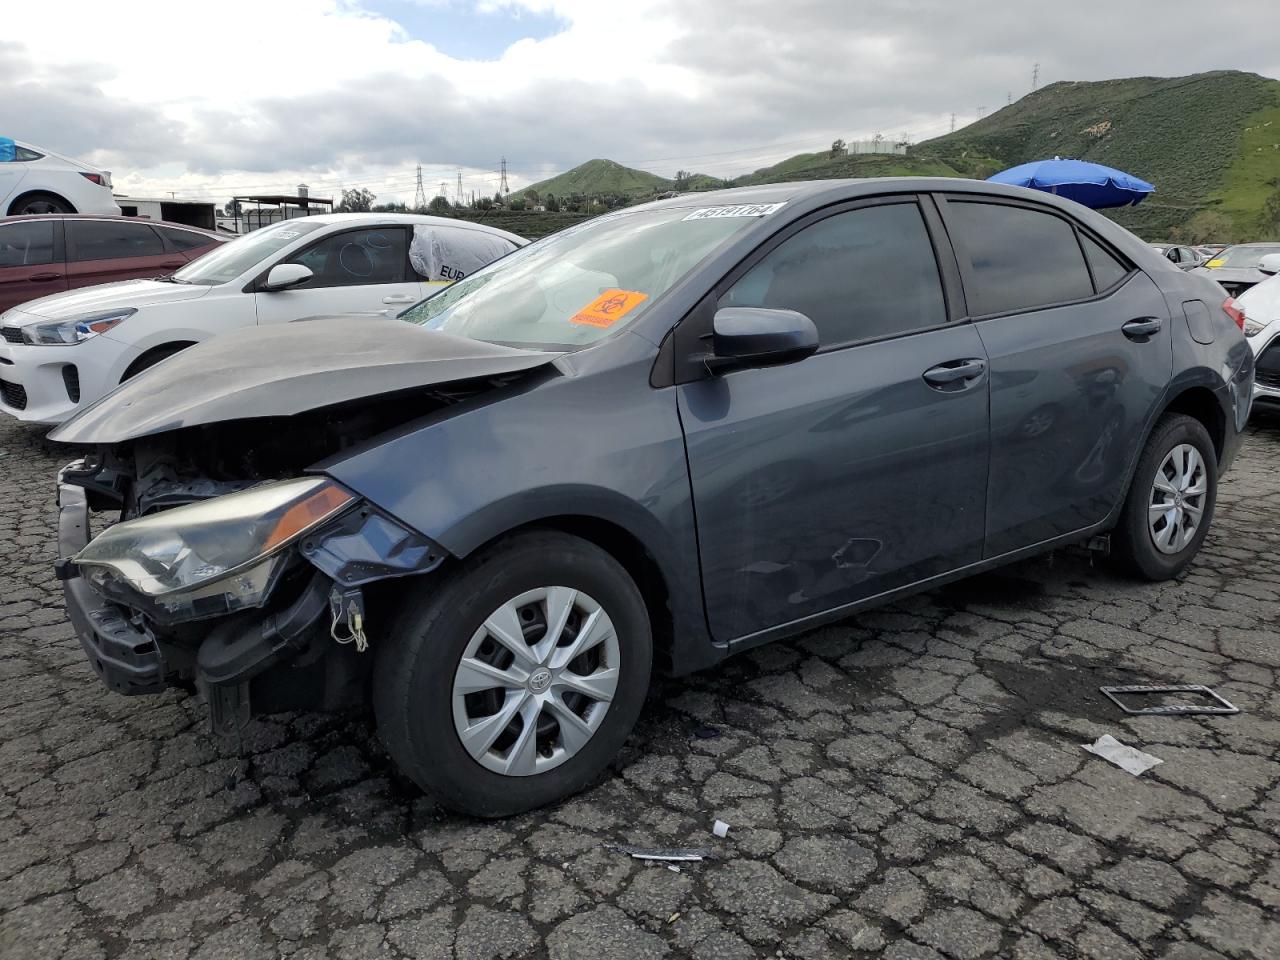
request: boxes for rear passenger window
[70,221,164,261]
[161,228,213,252]
[719,202,946,346]
[946,201,1094,315]
[1081,234,1130,292]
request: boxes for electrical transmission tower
[456,168,463,206]
[499,157,510,195]
[413,164,427,211]
[1032,62,1040,91]
[950,113,956,133]
[439,181,447,201]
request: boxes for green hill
[525,159,672,198]
[732,151,965,186]
[500,71,1280,241]
[913,70,1280,239]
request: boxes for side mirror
[708,307,819,372]
[262,263,313,291]
[1257,253,1280,276]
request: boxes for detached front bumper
[57,480,166,695]
[57,469,447,727]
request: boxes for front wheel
[1112,413,1217,580]
[373,530,652,817]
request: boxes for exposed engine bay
[64,375,530,518]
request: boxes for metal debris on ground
[712,819,730,838]
[1100,684,1240,716]
[1082,734,1164,776]
[606,844,713,862]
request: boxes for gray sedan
[50,178,1254,816]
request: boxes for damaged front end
[56,458,444,734]
[49,318,561,733]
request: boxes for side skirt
[724,521,1113,658]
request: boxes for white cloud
[0,0,1276,206]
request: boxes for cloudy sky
[2,0,1277,207]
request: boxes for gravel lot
[1,413,1278,960]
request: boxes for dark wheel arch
[7,191,75,215]
[1160,386,1226,463]
[121,342,196,382]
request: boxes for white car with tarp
[0,213,525,424]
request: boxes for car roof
[263,212,527,245]
[0,214,225,238]
[627,176,1133,215]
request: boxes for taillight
[79,172,105,186]
[1223,297,1245,332]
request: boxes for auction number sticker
[683,202,786,221]
[570,289,649,328]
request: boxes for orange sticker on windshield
[570,289,648,328]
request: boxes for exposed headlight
[1243,318,1267,338]
[23,308,136,345]
[74,477,354,622]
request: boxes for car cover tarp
[410,225,515,283]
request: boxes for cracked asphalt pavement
[1,414,1279,960]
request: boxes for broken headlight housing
[74,477,354,623]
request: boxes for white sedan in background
[1242,253,1280,415]
[0,137,120,216]
[0,213,525,424]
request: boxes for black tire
[121,344,189,382]
[373,530,652,817]
[9,192,73,215]
[1112,413,1217,580]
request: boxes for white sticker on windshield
[683,202,786,221]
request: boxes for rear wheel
[373,530,652,817]
[1112,414,1217,580]
[9,192,73,215]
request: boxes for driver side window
[286,227,408,288]
[719,201,947,347]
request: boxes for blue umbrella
[987,157,1154,209]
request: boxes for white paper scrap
[1081,734,1163,776]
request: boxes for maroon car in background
[0,216,226,314]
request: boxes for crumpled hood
[9,279,211,321]
[50,316,559,444]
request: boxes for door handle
[382,294,416,304]
[28,272,61,282]
[1122,317,1163,341]
[922,358,987,388]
